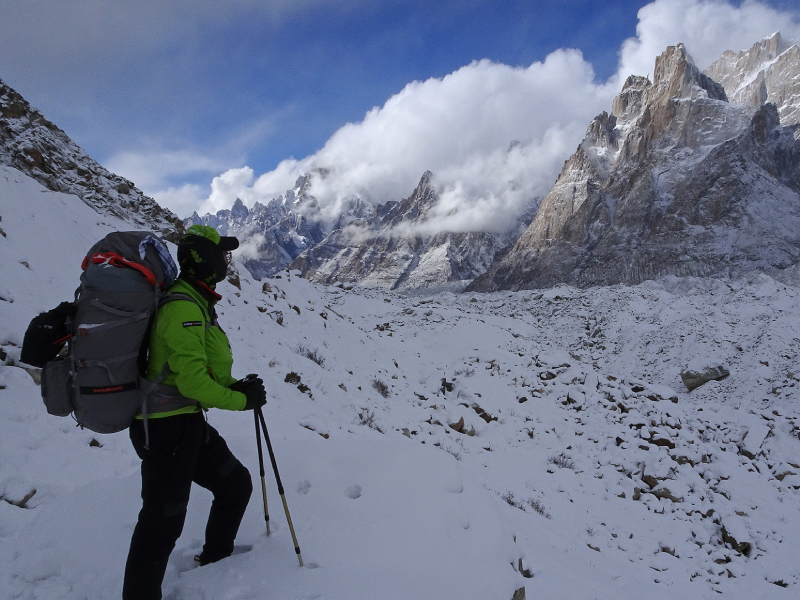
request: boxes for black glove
[231,374,266,410]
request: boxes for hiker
[122,225,267,600]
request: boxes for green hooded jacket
[141,276,246,418]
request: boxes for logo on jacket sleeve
[182,321,203,328]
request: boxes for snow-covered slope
[2,165,800,599]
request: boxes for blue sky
[2,0,799,222]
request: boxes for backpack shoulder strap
[160,292,197,306]
[159,292,213,330]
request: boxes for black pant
[122,412,252,600]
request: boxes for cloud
[150,184,207,220]
[199,0,799,238]
[104,113,283,216]
[105,148,230,217]
[234,231,268,262]
[205,167,256,214]
[0,0,361,70]
[615,0,800,89]
[13,1,792,230]
[106,149,223,192]
[206,50,614,231]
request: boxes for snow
[2,163,800,599]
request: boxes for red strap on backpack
[81,252,158,286]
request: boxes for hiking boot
[193,550,230,566]
[193,545,252,566]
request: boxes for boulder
[680,365,730,391]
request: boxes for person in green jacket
[122,225,266,600]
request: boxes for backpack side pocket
[41,356,75,417]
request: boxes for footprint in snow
[345,484,362,499]
[296,480,311,495]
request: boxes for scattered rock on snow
[680,365,730,391]
[721,520,752,557]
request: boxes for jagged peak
[582,112,618,150]
[418,170,434,188]
[231,197,249,219]
[652,43,727,102]
[712,31,794,73]
[653,43,693,81]
[751,31,792,58]
[621,75,651,93]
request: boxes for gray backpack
[40,231,186,434]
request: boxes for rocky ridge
[191,170,536,293]
[706,32,800,127]
[469,38,800,291]
[0,78,181,240]
[289,171,536,293]
[186,171,371,279]
[192,34,800,294]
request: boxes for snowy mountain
[186,171,370,280]
[469,38,800,292]
[289,171,536,293]
[3,37,800,596]
[0,78,182,240]
[705,32,800,127]
[3,163,800,599]
[193,35,800,294]
[191,170,537,293]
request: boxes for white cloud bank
[173,0,800,234]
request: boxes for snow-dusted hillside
[0,78,181,240]
[2,164,800,599]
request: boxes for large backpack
[24,231,184,434]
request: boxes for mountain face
[289,172,536,293]
[705,32,800,126]
[468,38,800,292]
[191,171,537,293]
[0,79,182,240]
[186,172,372,280]
[189,33,800,293]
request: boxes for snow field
[2,166,800,598]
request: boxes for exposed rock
[721,523,752,557]
[187,171,366,280]
[469,41,800,292]
[291,170,533,293]
[680,365,730,391]
[706,32,800,126]
[197,169,537,293]
[0,78,181,240]
[192,34,800,293]
[449,416,465,432]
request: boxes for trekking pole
[256,406,304,567]
[254,411,270,536]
